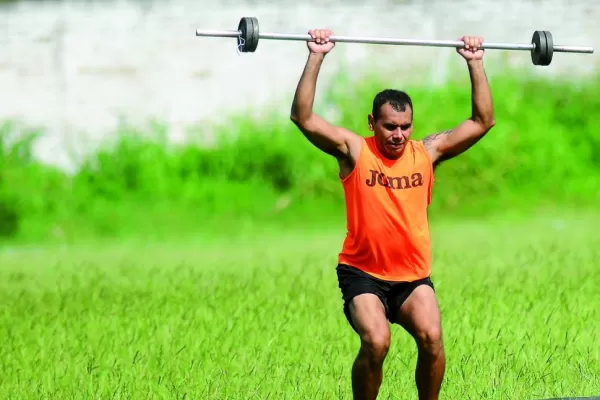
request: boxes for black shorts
[336,263,435,333]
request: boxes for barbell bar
[195,17,595,66]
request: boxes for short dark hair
[372,89,413,121]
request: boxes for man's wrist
[308,52,326,61]
[466,59,484,68]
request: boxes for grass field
[1,210,599,399]
[2,43,599,400]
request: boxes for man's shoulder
[409,138,431,153]
[404,139,435,167]
[343,132,367,160]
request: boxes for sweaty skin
[290,29,495,400]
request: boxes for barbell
[195,17,594,66]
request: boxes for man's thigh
[388,280,442,340]
[336,264,390,334]
[347,293,390,340]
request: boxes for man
[290,28,495,399]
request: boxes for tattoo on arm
[423,129,453,152]
[422,129,453,167]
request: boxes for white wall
[1,0,598,169]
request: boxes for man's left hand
[456,36,484,61]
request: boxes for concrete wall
[1,0,598,169]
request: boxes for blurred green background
[2,2,600,398]
[2,63,599,244]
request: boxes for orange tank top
[338,136,435,282]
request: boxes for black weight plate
[531,31,547,66]
[237,17,259,52]
[247,17,259,52]
[542,30,553,66]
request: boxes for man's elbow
[290,113,305,127]
[475,117,496,134]
[290,108,307,123]
[483,118,496,131]
[290,113,314,132]
[290,111,302,126]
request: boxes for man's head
[368,89,414,159]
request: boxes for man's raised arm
[423,36,496,166]
[290,29,359,159]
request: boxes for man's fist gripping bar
[195,17,594,66]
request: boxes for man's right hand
[307,29,335,55]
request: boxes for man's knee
[360,328,391,363]
[414,325,443,356]
[347,293,391,364]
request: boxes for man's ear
[368,114,375,131]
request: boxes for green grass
[1,211,599,399]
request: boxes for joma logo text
[365,169,424,189]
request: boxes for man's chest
[360,156,430,192]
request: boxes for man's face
[368,102,414,159]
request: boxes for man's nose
[392,130,406,140]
